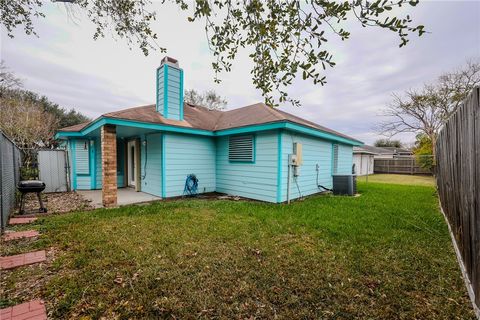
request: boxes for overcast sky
[1,0,479,144]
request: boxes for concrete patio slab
[78,188,161,208]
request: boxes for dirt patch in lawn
[18,192,93,215]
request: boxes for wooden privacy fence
[436,86,479,315]
[374,157,432,175]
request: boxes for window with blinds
[333,144,339,174]
[229,135,254,162]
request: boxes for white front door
[127,140,136,187]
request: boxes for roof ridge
[262,103,288,121]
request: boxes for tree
[379,59,480,158]
[20,90,90,129]
[0,88,91,143]
[184,89,227,110]
[412,133,433,171]
[374,139,402,148]
[1,0,425,106]
[0,90,58,149]
[0,61,90,135]
[0,60,23,92]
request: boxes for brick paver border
[0,251,46,270]
[2,230,40,242]
[0,299,47,320]
[8,217,38,225]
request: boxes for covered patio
[78,188,161,209]
[60,122,166,208]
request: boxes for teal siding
[156,64,183,120]
[164,133,215,197]
[75,139,90,175]
[141,133,163,197]
[65,125,353,201]
[336,144,353,174]
[76,176,91,190]
[216,131,278,202]
[280,131,332,202]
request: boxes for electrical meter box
[293,142,303,165]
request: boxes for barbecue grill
[17,180,47,214]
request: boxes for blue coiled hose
[184,174,199,196]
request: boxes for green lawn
[1,181,474,319]
[357,173,436,187]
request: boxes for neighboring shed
[353,146,374,176]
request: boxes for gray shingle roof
[59,102,361,143]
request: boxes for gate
[38,150,68,193]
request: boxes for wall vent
[333,144,339,174]
[229,135,254,162]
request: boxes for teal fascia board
[215,122,362,146]
[276,129,282,203]
[55,131,82,139]
[215,122,283,136]
[56,119,362,146]
[57,117,214,138]
[283,123,363,146]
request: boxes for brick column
[101,125,117,207]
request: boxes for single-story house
[358,145,413,159]
[380,146,413,157]
[55,57,362,207]
[353,146,374,176]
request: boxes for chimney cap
[161,56,179,67]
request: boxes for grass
[357,173,436,187]
[0,180,474,319]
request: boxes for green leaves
[189,0,425,107]
[1,0,425,107]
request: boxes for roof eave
[55,117,363,146]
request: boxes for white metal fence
[38,150,68,193]
[0,131,22,230]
